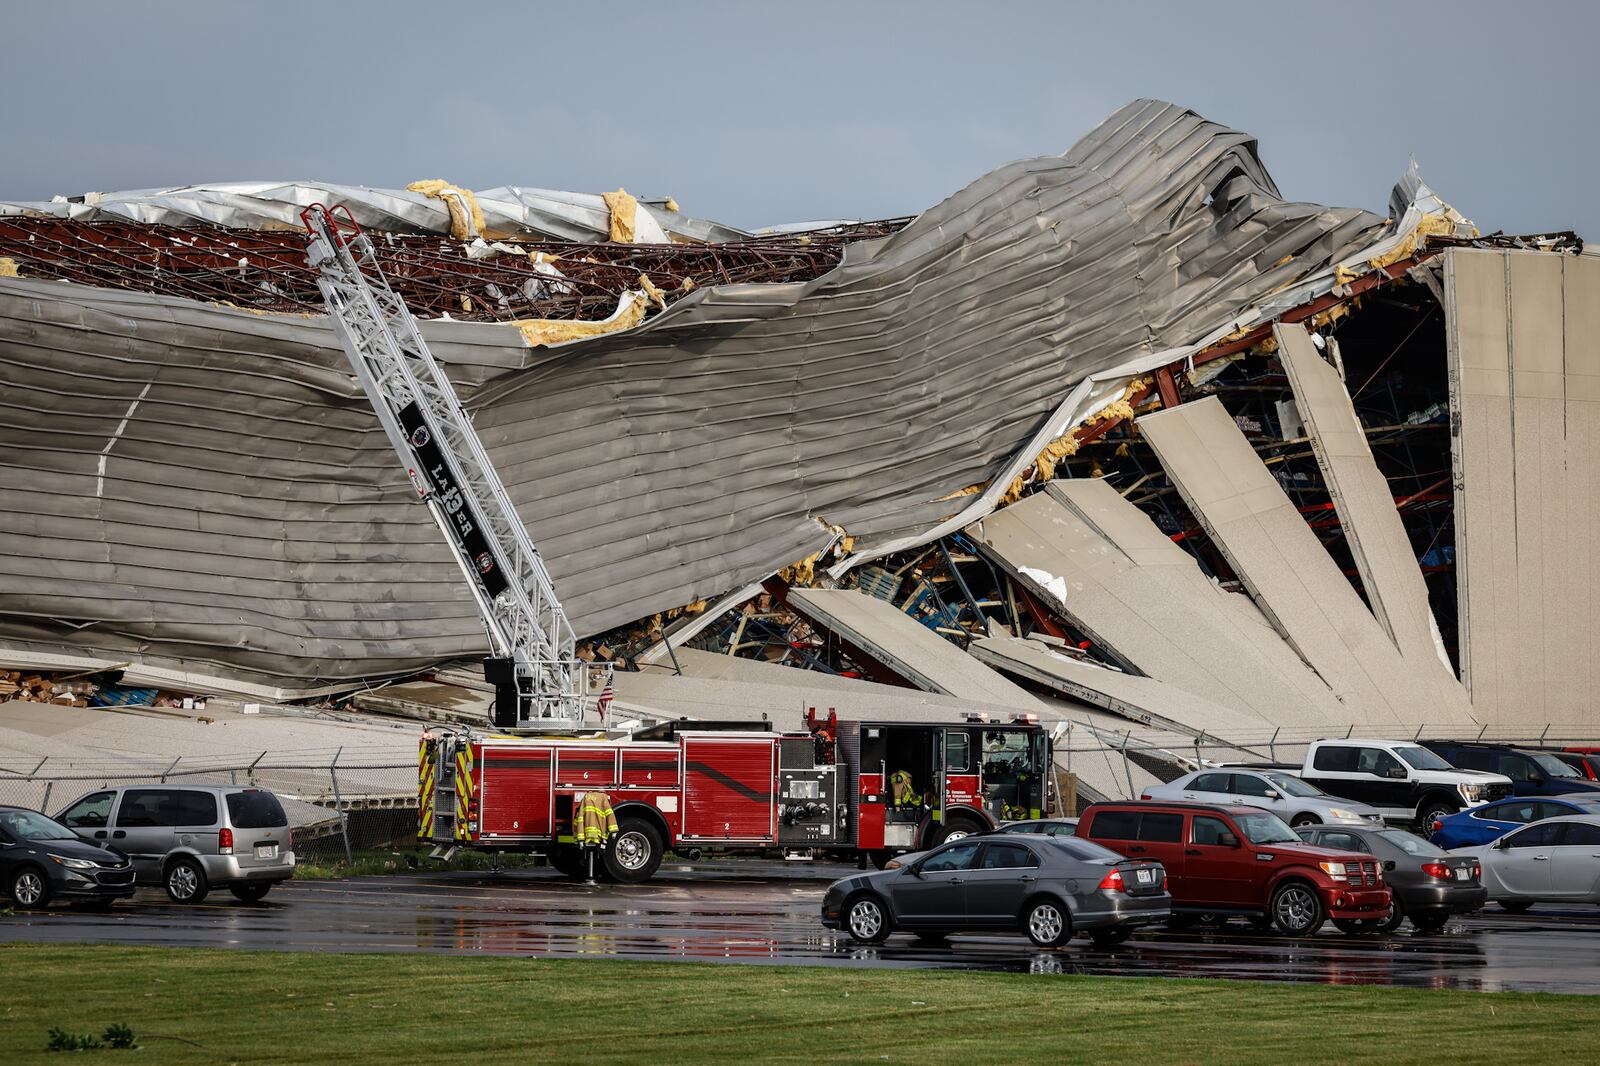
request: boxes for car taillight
[1318,861,1349,882]
[219,827,234,855]
[1140,793,1152,801]
[1432,819,1444,834]
[1471,862,1481,879]
[1098,868,1126,893]
[1421,862,1451,880]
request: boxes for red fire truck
[419,709,1054,881]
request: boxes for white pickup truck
[1250,738,1514,831]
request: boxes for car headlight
[1459,783,1483,801]
[1328,808,1355,820]
[50,856,97,870]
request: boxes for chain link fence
[0,748,418,866]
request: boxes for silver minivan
[55,785,296,903]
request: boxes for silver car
[56,785,296,903]
[1451,814,1600,912]
[1146,768,1382,827]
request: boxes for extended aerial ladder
[301,203,589,731]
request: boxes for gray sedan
[1147,768,1383,827]
[1295,823,1486,934]
[1451,814,1600,912]
[821,833,1170,949]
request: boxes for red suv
[1078,801,1390,936]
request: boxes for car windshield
[1265,774,1323,798]
[0,809,79,841]
[1397,746,1453,771]
[1374,829,1444,857]
[1531,753,1582,778]
[1234,812,1299,845]
[1047,836,1122,862]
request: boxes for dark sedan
[822,833,1170,949]
[1295,823,1486,934]
[0,806,136,908]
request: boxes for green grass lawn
[0,944,1594,1064]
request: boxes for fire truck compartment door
[478,747,553,837]
[681,737,777,840]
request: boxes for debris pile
[0,669,98,706]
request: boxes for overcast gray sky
[4,1,1596,236]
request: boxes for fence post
[1268,727,1279,764]
[1193,731,1205,769]
[31,756,48,776]
[248,750,267,786]
[1540,724,1550,745]
[161,756,181,783]
[330,748,353,865]
[1121,730,1136,799]
[40,780,54,814]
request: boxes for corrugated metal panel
[0,100,1416,689]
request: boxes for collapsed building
[1,100,1594,771]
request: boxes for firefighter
[889,770,918,809]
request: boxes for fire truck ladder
[302,203,585,731]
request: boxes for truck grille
[1482,782,1512,802]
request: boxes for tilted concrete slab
[784,587,1048,711]
[969,635,1265,739]
[1277,323,1476,721]
[970,484,1338,726]
[1139,397,1443,725]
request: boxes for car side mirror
[1218,832,1239,848]
[1387,767,1407,779]
[1384,860,1396,871]
[908,863,925,878]
[1492,838,1510,850]
[1529,773,1546,785]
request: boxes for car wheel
[1289,813,1320,828]
[9,866,51,910]
[165,857,209,904]
[1416,801,1457,838]
[1088,926,1134,948]
[1271,882,1325,936]
[229,883,273,903]
[1498,900,1533,914]
[1374,895,1406,934]
[1024,898,1072,948]
[603,818,663,884]
[843,894,891,945]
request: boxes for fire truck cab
[418,710,1053,882]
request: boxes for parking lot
[4,860,1600,994]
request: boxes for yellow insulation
[509,291,647,348]
[0,257,18,278]
[637,273,668,310]
[407,179,486,241]
[602,187,640,243]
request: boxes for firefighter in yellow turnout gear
[889,770,918,809]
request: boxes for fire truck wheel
[603,818,663,883]
[932,816,984,847]
[550,847,585,879]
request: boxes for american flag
[596,666,615,719]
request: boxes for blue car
[1430,796,1600,848]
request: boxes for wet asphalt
[4,860,1599,994]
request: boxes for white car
[1451,814,1600,911]
[1144,768,1383,828]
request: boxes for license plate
[1136,868,1155,885]
[255,844,279,860]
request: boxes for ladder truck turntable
[302,205,1056,883]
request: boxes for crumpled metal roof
[0,100,1454,693]
[0,180,750,244]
